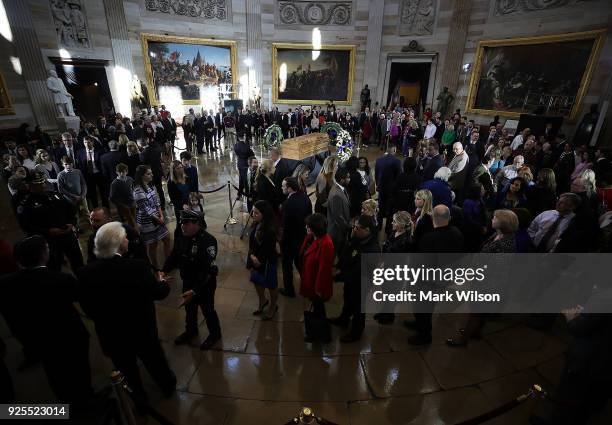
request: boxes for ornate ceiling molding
[144,0,229,22]
[277,1,353,26]
[494,0,590,16]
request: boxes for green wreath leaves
[320,122,343,146]
[263,124,284,149]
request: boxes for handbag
[304,302,331,341]
[249,262,269,286]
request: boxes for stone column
[4,1,58,130]
[364,0,385,106]
[246,0,263,105]
[104,0,136,116]
[440,0,472,111]
[104,0,135,74]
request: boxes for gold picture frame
[140,33,238,106]
[0,71,14,115]
[272,43,356,105]
[465,29,606,122]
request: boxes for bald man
[406,205,465,345]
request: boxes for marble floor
[2,136,611,424]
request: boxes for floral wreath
[335,129,355,163]
[263,124,283,149]
[320,122,343,146]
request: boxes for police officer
[161,210,222,350]
[16,173,84,271]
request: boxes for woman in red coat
[299,213,334,343]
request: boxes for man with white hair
[421,166,453,210]
[496,155,524,188]
[77,221,176,402]
[448,142,469,198]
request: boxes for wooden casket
[281,133,329,160]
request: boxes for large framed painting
[141,33,237,105]
[0,71,14,115]
[272,43,356,105]
[466,30,606,121]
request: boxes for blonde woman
[34,148,60,190]
[315,155,338,214]
[571,168,599,212]
[412,189,434,246]
[255,159,280,212]
[125,141,142,177]
[374,210,413,325]
[361,199,378,224]
[292,163,310,193]
[117,134,130,151]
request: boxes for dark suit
[184,165,199,193]
[87,224,146,264]
[272,158,297,201]
[234,141,255,196]
[77,256,175,398]
[375,153,402,226]
[140,144,165,208]
[421,154,444,181]
[161,118,177,143]
[550,301,612,424]
[256,174,281,212]
[0,268,92,403]
[100,150,126,184]
[281,191,312,294]
[215,112,225,140]
[54,145,81,166]
[335,234,380,337]
[77,148,109,208]
[415,225,464,339]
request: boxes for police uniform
[16,177,84,271]
[163,210,221,349]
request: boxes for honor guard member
[161,210,222,350]
[16,172,84,271]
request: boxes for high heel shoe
[262,305,278,321]
[252,300,269,315]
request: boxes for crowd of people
[1,100,612,424]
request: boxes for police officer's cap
[180,209,204,225]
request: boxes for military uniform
[163,211,221,349]
[16,190,84,271]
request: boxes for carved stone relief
[50,0,91,48]
[494,0,590,16]
[277,1,353,26]
[145,0,229,21]
[399,0,436,36]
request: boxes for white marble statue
[46,69,75,117]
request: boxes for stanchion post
[110,371,138,425]
[225,181,237,225]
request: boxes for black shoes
[200,334,222,351]
[279,288,296,298]
[174,331,198,345]
[252,300,269,315]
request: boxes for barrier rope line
[197,184,227,194]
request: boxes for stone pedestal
[56,116,81,132]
